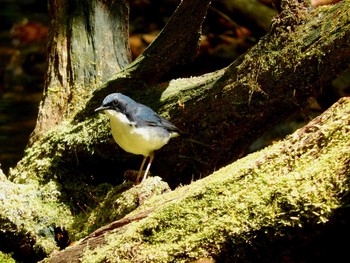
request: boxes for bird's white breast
[105,110,175,156]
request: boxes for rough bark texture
[45,97,350,262]
[31,0,131,142]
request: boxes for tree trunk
[30,0,131,142]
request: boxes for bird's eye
[112,100,118,107]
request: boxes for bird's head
[95,93,133,114]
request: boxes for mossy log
[45,96,350,262]
[73,1,350,187]
[1,1,350,262]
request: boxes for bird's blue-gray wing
[127,104,179,133]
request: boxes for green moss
[9,114,110,184]
[3,2,350,261]
[79,99,350,262]
[0,251,15,263]
[2,106,115,258]
[0,179,73,257]
[70,177,171,241]
[231,1,350,103]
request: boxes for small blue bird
[95,93,180,184]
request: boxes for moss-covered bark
[1,1,350,261]
[31,0,131,141]
[46,97,350,262]
[86,0,350,186]
[0,251,15,263]
[1,0,212,261]
[0,178,72,262]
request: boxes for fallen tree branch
[45,97,350,262]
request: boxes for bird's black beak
[94,105,109,112]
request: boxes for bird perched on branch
[95,93,180,184]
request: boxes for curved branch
[125,0,212,83]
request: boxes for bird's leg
[136,156,148,184]
[142,153,154,182]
